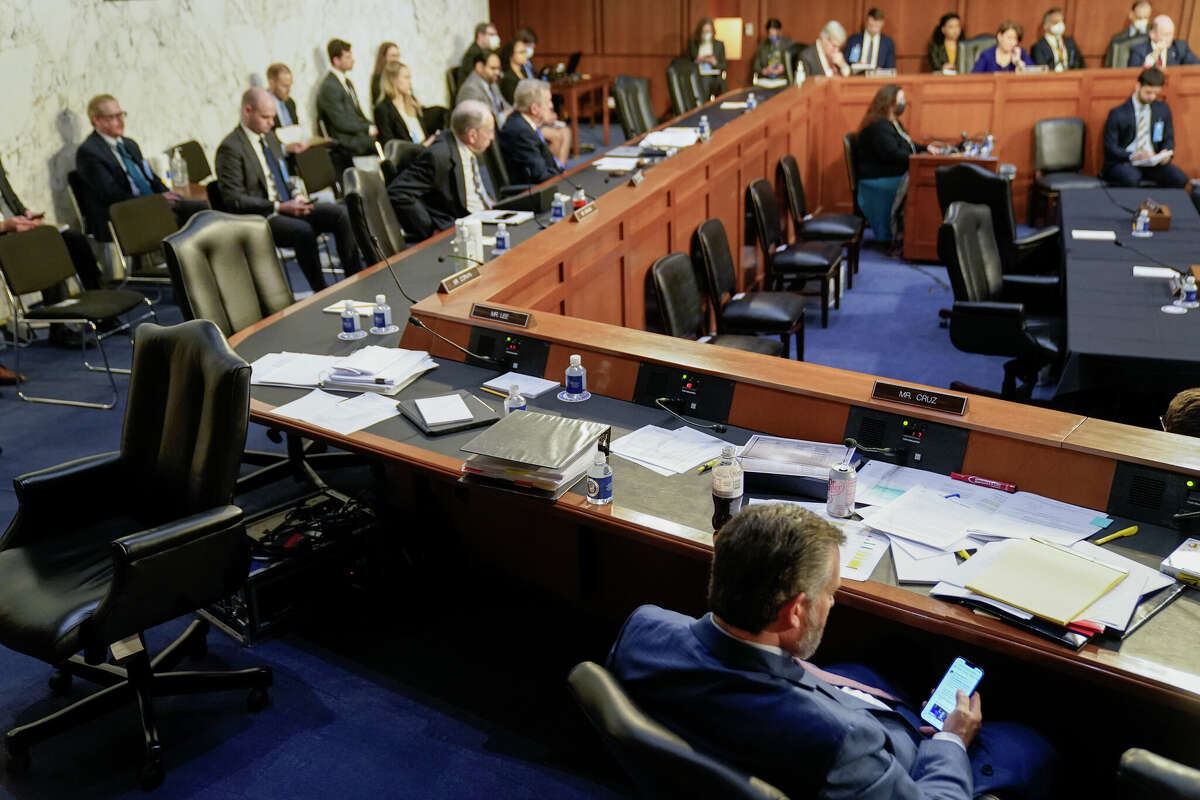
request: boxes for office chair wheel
[5,744,30,775]
[247,687,269,713]
[47,670,72,696]
[138,749,164,790]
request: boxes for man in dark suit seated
[456,51,512,128]
[798,21,852,79]
[498,80,563,185]
[1128,15,1199,67]
[75,94,206,243]
[1031,8,1084,70]
[460,22,501,82]
[845,8,895,73]
[387,100,496,243]
[608,503,1055,800]
[215,88,362,292]
[1102,68,1189,188]
[316,39,378,158]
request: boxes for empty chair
[692,218,805,360]
[650,253,784,357]
[666,58,704,117]
[935,162,1061,277]
[1030,117,1102,224]
[745,179,842,328]
[446,66,463,102]
[938,201,1062,400]
[613,75,657,139]
[841,133,864,218]
[957,34,997,72]
[107,193,179,288]
[381,139,425,184]
[343,167,407,262]
[166,139,212,183]
[1106,33,1148,68]
[776,155,863,287]
[1117,748,1200,800]
[567,662,789,800]
[293,144,340,197]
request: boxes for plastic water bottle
[698,114,711,141]
[550,193,566,222]
[982,134,995,157]
[1132,209,1152,238]
[452,219,468,256]
[1179,276,1199,309]
[370,293,398,335]
[711,445,744,532]
[586,451,613,505]
[338,300,366,340]
[503,384,527,415]
[746,92,757,111]
[493,222,511,256]
[572,187,587,210]
[170,147,188,190]
[559,353,590,402]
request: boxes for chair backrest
[168,139,212,183]
[1117,747,1200,800]
[66,169,101,236]
[205,180,227,212]
[746,178,786,261]
[938,201,1005,303]
[161,210,293,337]
[666,58,702,117]
[841,133,861,216]
[776,155,809,225]
[107,193,180,259]
[614,75,655,138]
[650,253,707,339]
[934,162,1020,271]
[294,145,338,194]
[383,139,425,185]
[1106,33,1148,68]
[422,105,449,137]
[692,218,738,313]
[446,67,462,102]
[482,137,512,189]
[1033,117,1087,174]
[0,224,80,297]
[958,34,997,73]
[567,662,790,800]
[343,167,407,262]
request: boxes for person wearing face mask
[752,19,793,81]
[1114,0,1153,40]
[460,22,502,83]
[1128,15,1199,67]
[688,18,728,99]
[928,13,964,74]
[854,84,936,245]
[1031,9,1083,71]
[971,21,1033,72]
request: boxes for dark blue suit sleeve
[1159,104,1175,151]
[387,148,440,242]
[1103,106,1130,166]
[499,121,557,185]
[1181,42,1200,65]
[881,36,895,69]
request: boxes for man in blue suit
[846,8,896,73]
[1128,15,1200,67]
[1102,68,1189,188]
[498,80,564,185]
[608,503,1054,800]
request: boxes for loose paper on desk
[738,435,855,479]
[748,499,889,581]
[464,209,535,225]
[482,371,560,398]
[592,156,642,172]
[855,461,1001,511]
[610,425,728,476]
[320,346,437,396]
[860,487,980,550]
[250,352,338,388]
[719,101,748,110]
[1070,229,1117,241]
[1070,540,1174,631]
[641,127,701,148]
[892,546,959,584]
[269,389,400,436]
[321,300,376,316]
[415,394,474,426]
[1133,266,1181,279]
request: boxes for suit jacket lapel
[447,132,467,209]
[236,127,269,195]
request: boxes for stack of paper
[251,352,339,388]
[482,372,560,398]
[592,156,642,172]
[641,127,701,148]
[738,435,857,479]
[319,346,437,396]
[610,425,728,476]
[459,410,609,498]
[269,389,400,435]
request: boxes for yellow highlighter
[1095,525,1138,546]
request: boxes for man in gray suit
[455,50,511,127]
[316,39,378,156]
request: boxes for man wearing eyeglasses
[75,94,206,242]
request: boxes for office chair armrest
[4,452,124,547]
[112,504,244,564]
[1118,748,1200,800]
[949,301,1031,356]
[1015,225,1060,247]
[1014,225,1062,274]
[1000,273,1061,313]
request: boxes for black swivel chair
[1106,33,1148,68]
[567,662,790,800]
[666,58,704,117]
[480,138,535,199]
[613,75,657,139]
[0,319,272,789]
[166,139,213,183]
[957,34,997,73]
[745,179,842,328]
[938,201,1063,400]
[777,155,863,288]
[344,167,407,262]
[935,163,1062,278]
[381,139,425,184]
[692,218,805,359]
[447,66,463,101]
[1030,117,1102,225]
[841,133,864,218]
[1118,748,1200,799]
[650,253,784,357]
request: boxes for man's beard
[792,604,826,661]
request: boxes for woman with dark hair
[497,39,529,105]
[928,13,963,73]
[370,41,401,106]
[972,21,1033,72]
[687,17,727,98]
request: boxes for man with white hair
[498,79,564,185]
[387,99,497,242]
[796,21,852,79]
[1128,14,1199,66]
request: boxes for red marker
[950,472,1017,493]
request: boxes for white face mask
[1049,21,1065,36]
[527,45,534,58]
[1133,18,1149,33]
[702,31,713,42]
[487,34,500,49]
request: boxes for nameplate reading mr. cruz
[871,381,967,415]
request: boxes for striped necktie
[116,141,153,196]
[1135,103,1151,154]
[470,155,494,209]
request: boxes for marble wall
[0,0,488,225]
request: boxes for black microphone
[437,253,485,267]
[842,437,902,458]
[370,233,420,306]
[405,317,505,368]
[655,397,727,434]
[1112,239,1181,273]
[1099,183,1140,215]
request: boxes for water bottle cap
[497,222,506,231]
[593,451,607,464]
[721,445,735,457]
[375,294,386,304]
[509,384,521,394]
[569,354,581,365]
[343,300,354,311]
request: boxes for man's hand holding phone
[939,690,982,747]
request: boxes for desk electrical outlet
[844,407,969,474]
[467,327,550,375]
[632,364,734,422]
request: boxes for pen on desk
[1094,525,1138,546]
[950,472,1017,493]
[479,386,507,399]
[697,457,721,474]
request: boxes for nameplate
[470,303,531,328]
[871,381,967,415]
[438,266,481,294]
[866,68,897,77]
[571,201,598,223]
[628,169,644,187]
[1019,64,1050,73]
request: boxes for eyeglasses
[1160,415,1168,431]
[97,111,128,121]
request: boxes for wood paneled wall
[489,0,1200,116]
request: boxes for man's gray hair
[821,20,848,45]
[513,79,550,113]
[451,99,492,137]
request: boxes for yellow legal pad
[966,539,1128,627]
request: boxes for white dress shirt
[457,139,484,214]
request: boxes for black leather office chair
[107,193,179,290]
[938,202,1063,400]
[1030,117,1102,225]
[446,66,463,102]
[957,34,997,73]
[567,662,790,800]
[381,139,425,184]
[344,167,407,262]
[480,138,535,199]
[650,253,783,357]
[293,144,341,197]
[0,319,272,789]
[1118,748,1200,799]
[0,225,155,409]
[666,58,704,117]
[1106,33,1148,68]
[692,218,805,360]
[613,75,657,139]
[841,133,864,218]
[935,163,1062,278]
[745,179,842,328]
[777,155,863,287]
[166,139,212,183]
[421,105,449,137]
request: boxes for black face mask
[895,101,906,116]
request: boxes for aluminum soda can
[827,462,857,518]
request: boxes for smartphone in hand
[920,657,983,730]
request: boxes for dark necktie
[864,36,875,66]
[260,136,291,201]
[116,141,153,196]
[345,78,363,117]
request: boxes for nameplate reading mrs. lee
[871,381,967,415]
[469,303,531,328]
[437,266,481,294]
